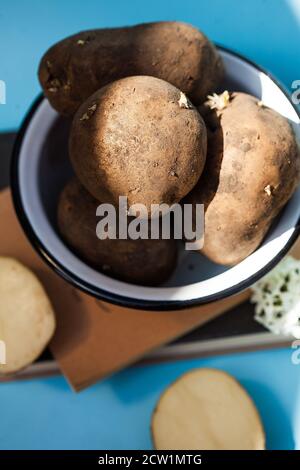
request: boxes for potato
[69,75,207,212]
[185,91,300,265]
[0,257,56,374]
[38,21,224,115]
[57,179,178,286]
[152,368,265,450]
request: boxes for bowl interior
[15,48,300,305]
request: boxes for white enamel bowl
[11,47,300,310]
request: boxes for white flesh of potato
[0,257,56,374]
[152,368,265,450]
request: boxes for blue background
[0,0,300,450]
[1,349,300,450]
[1,0,300,131]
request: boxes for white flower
[206,90,230,111]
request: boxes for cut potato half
[152,368,265,450]
[0,257,56,374]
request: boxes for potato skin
[39,21,224,115]
[69,75,207,211]
[186,92,300,265]
[57,179,177,286]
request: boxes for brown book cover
[0,188,249,390]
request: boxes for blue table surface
[0,0,300,450]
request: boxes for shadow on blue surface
[242,380,295,450]
[0,349,300,449]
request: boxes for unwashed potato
[185,91,300,265]
[69,75,207,212]
[152,368,265,450]
[57,179,178,286]
[0,257,56,375]
[38,21,224,115]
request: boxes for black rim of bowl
[10,46,300,311]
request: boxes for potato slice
[0,257,56,374]
[152,368,265,450]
